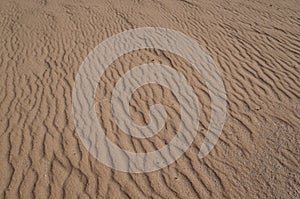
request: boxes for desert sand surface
[0,0,299,198]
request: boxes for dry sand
[0,0,299,198]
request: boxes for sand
[0,0,299,198]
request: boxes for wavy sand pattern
[0,0,299,198]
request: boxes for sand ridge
[0,0,299,198]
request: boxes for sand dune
[0,0,299,198]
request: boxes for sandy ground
[0,0,299,198]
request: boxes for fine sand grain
[0,0,299,198]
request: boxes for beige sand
[0,0,299,198]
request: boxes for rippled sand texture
[0,0,299,198]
